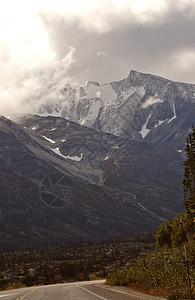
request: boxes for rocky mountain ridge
[37,70,195,145]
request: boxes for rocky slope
[36,70,195,145]
[0,70,193,248]
[0,114,184,248]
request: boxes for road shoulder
[93,283,167,300]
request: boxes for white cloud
[142,97,164,109]
[173,50,195,71]
[0,0,79,116]
[0,1,79,116]
[1,1,195,116]
[97,51,107,57]
[0,47,76,116]
[130,0,167,22]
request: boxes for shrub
[107,241,195,299]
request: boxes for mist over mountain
[35,70,195,145]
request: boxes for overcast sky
[1,0,195,115]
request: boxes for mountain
[1,70,193,248]
[0,113,184,248]
[36,70,195,147]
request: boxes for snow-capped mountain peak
[36,70,195,144]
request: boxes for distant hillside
[0,113,184,248]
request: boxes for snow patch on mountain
[154,120,167,128]
[80,98,102,126]
[48,147,66,159]
[87,84,117,106]
[48,147,83,161]
[64,153,83,161]
[43,136,55,144]
[79,84,117,126]
[168,102,177,123]
[137,202,147,211]
[139,114,151,138]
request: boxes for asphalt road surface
[0,280,165,300]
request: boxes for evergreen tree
[183,125,195,217]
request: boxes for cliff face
[37,70,195,145]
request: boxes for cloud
[97,51,107,57]
[0,1,80,116]
[1,1,195,116]
[38,0,195,84]
[142,97,164,109]
[41,3,195,83]
[0,46,76,116]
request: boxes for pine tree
[183,125,195,217]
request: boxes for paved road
[0,280,165,300]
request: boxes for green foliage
[107,241,195,299]
[156,220,173,248]
[183,124,195,217]
[5,282,26,290]
[155,212,193,248]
